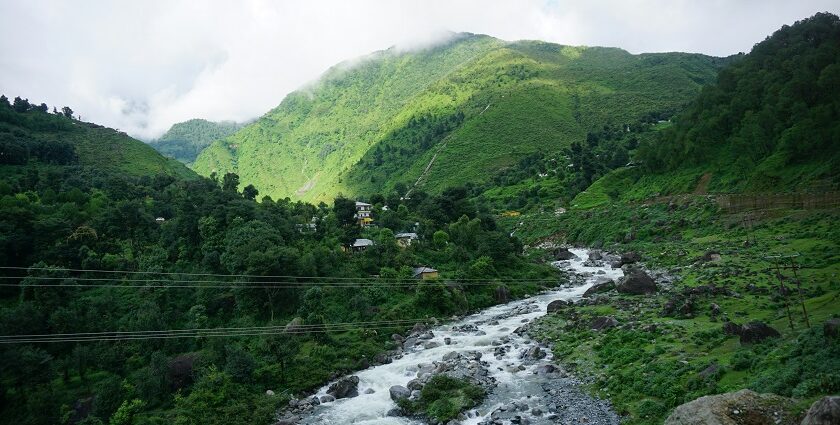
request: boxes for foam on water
[300,248,621,424]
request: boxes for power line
[0,318,434,344]
[0,277,561,289]
[0,265,561,283]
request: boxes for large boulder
[722,321,742,336]
[590,316,619,331]
[801,396,840,425]
[588,250,603,261]
[553,247,577,260]
[583,278,615,297]
[611,251,641,268]
[616,267,657,295]
[621,251,641,264]
[389,385,411,402]
[327,375,360,399]
[546,299,568,313]
[664,389,798,425]
[738,322,780,344]
[824,318,840,339]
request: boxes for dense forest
[636,12,840,192]
[0,101,557,425]
[149,119,242,164]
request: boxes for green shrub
[398,375,485,422]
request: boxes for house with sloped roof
[412,266,438,280]
[350,238,374,253]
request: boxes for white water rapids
[299,248,623,424]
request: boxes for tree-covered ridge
[150,119,243,164]
[0,95,196,180]
[192,33,727,202]
[636,12,840,192]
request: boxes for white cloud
[1,0,837,139]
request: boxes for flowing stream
[298,248,622,424]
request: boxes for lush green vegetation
[0,96,195,180]
[527,202,840,424]
[3,11,839,425]
[192,33,725,202]
[149,119,242,164]
[636,12,840,193]
[0,96,558,424]
[397,375,485,422]
[492,14,840,424]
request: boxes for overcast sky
[1,1,837,139]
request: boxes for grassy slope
[149,118,242,164]
[193,35,725,202]
[0,111,196,179]
[193,34,504,200]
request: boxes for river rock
[738,322,780,344]
[522,346,546,360]
[319,395,335,403]
[590,316,619,331]
[583,278,615,296]
[443,351,460,361]
[546,299,568,313]
[616,266,657,295]
[824,318,840,339]
[801,396,840,424]
[664,389,798,425]
[611,251,641,268]
[273,416,300,425]
[389,385,411,401]
[407,379,423,391]
[588,250,603,261]
[553,247,577,260]
[327,375,360,399]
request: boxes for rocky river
[285,248,623,424]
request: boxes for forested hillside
[150,119,242,164]
[0,96,558,424]
[487,14,840,424]
[192,33,727,202]
[633,12,840,193]
[0,96,195,179]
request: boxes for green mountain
[193,33,728,202]
[570,12,840,209]
[0,96,196,179]
[150,118,242,164]
[631,12,840,193]
[487,15,840,424]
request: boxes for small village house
[412,266,438,280]
[355,201,373,227]
[349,238,374,253]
